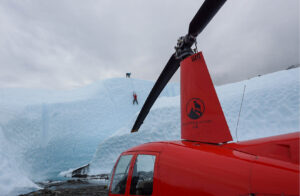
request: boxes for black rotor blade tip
[189,0,226,37]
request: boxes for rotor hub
[175,34,196,60]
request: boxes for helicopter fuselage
[108,132,299,196]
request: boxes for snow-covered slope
[0,78,179,195]
[88,68,300,175]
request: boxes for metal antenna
[235,85,246,142]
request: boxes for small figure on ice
[126,72,131,78]
[133,92,138,105]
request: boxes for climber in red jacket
[133,92,138,105]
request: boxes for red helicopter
[108,0,299,195]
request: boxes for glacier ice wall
[0,78,179,194]
[1,68,299,194]
[88,68,300,175]
[0,126,39,196]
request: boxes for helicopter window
[110,155,133,194]
[130,154,156,195]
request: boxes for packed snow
[0,68,299,195]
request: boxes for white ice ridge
[0,78,179,195]
[0,68,299,195]
[87,68,299,175]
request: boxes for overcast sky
[0,0,299,89]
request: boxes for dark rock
[19,180,108,196]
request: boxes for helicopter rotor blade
[131,0,226,133]
[131,54,181,132]
[189,0,226,37]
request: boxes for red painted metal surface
[180,52,233,143]
[109,49,299,195]
[224,132,299,164]
[109,132,300,195]
[157,141,254,195]
[225,132,300,195]
[251,155,299,195]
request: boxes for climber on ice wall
[133,92,138,105]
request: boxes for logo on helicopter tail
[186,98,205,120]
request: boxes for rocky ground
[20,179,108,196]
